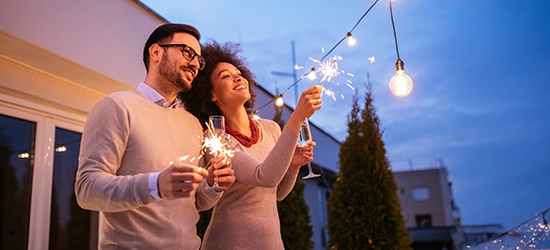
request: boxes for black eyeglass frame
[157,43,206,70]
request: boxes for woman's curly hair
[179,40,257,129]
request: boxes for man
[75,23,235,249]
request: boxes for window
[0,114,36,249]
[412,187,430,201]
[48,128,98,249]
[1,104,95,249]
[415,214,432,228]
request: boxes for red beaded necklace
[224,116,260,148]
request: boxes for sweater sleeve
[276,170,298,200]
[75,97,153,212]
[195,179,222,211]
[230,124,299,188]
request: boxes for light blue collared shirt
[137,82,169,201]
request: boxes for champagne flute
[298,118,321,179]
[206,115,227,190]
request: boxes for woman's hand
[206,156,236,191]
[286,85,323,134]
[289,141,316,174]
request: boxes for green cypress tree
[326,85,412,249]
[273,103,314,250]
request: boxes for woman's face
[210,62,251,109]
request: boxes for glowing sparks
[301,54,355,102]
[202,122,236,159]
[322,88,337,101]
[368,56,375,64]
[309,55,343,83]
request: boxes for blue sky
[139,0,550,230]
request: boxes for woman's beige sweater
[201,119,299,250]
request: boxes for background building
[394,167,463,249]
[394,166,506,250]
[0,0,339,249]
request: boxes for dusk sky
[139,0,550,230]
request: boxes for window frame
[1,93,93,249]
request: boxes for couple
[75,23,323,250]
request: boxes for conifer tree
[326,86,412,249]
[273,104,314,250]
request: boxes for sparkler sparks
[202,122,236,159]
[302,54,355,101]
[368,56,375,63]
[309,55,343,83]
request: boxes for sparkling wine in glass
[298,118,321,179]
[206,115,227,190]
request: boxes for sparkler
[202,121,236,160]
[303,54,355,101]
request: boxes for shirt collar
[137,82,180,108]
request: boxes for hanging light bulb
[307,68,317,80]
[346,32,357,46]
[275,95,285,107]
[389,59,413,97]
[388,0,413,97]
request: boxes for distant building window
[416,214,432,228]
[412,187,430,201]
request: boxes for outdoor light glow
[389,71,413,97]
[55,145,67,152]
[347,32,357,46]
[18,152,29,159]
[389,69,413,97]
[307,68,317,80]
[275,96,284,107]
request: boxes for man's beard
[159,53,192,92]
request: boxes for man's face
[158,33,201,92]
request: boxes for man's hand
[158,163,209,199]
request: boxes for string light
[346,32,357,46]
[389,59,413,97]
[388,0,413,97]
[307,68,317,80]
[275,95,285,107]
[254,0,413,114]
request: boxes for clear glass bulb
[275,96,285,107]
[347,35,357,46]
[389,70,413,97]
[307,69,317,80]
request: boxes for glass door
[0,104,97,249]
[48,127,98,249]
[0,114,36,250]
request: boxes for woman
[180,41,322,250]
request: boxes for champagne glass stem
[301,118,321,179]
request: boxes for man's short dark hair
[143,23,201,72]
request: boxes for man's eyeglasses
[157,44,206,70]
